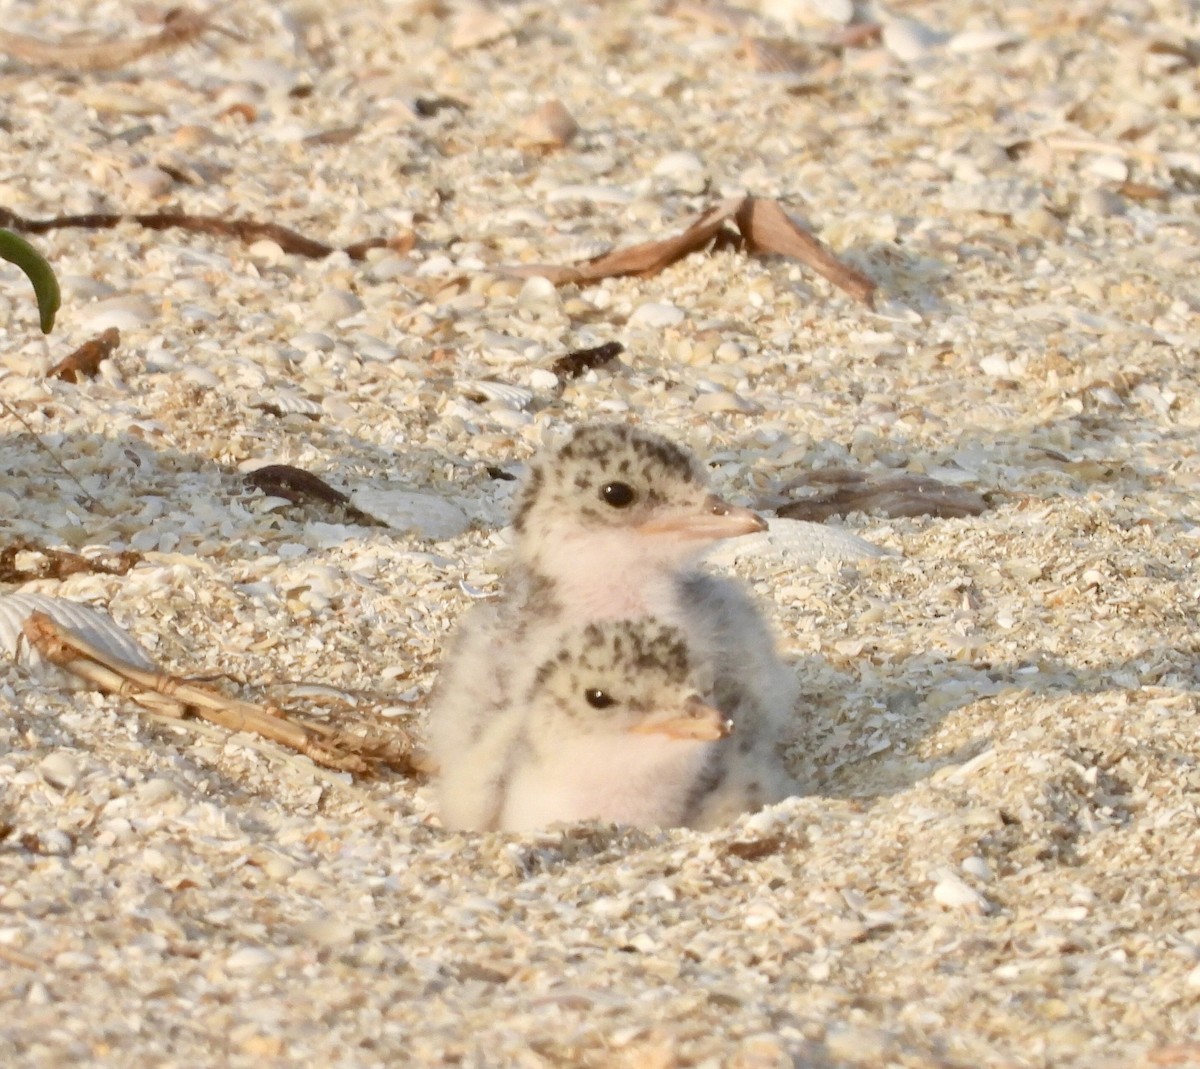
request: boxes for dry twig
[0,7,231,72]
[551,341,624,379]
[0,541,141,583]
[0,207,404,263]
[23,611,422,776]
[0,399,100,511]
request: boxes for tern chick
[496,619,729,831]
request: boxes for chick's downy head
[526,619,728,743]
[512,423,765,571]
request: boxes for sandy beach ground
[1,0,1199,1065]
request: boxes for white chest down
[499,732,718,832]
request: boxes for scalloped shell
[460,380,533,409]
[707,517,889,568]
[251,390,324,418]
[0,593,156,689]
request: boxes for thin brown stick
[0,207,391,263]
[0,8,229,72]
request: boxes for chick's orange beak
[636,494,767,542]
[629,695,732,742]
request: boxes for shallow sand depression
[1,0,1199,1065]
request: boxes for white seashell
[300,916,357,948]
[707,517,888,568]
[180,365,222,388]
[488,408,532,430]
[882,18,946,62]
[763,0,855,24]
[77,295,156,333]
[58,276,117,302]
[825,1025,891,1063]
[179,304,218,325]
[460,380,533,409]
[251,390,324,418]
[78,86,162,116]
[629,302,686,328]
[125,165,174,198]
[653,151,708,194]
[692,390,761,415]
[313,289,364,321]
[290,331,336,352]
[39,751,81,791]
[222,946,278,974]
[932,870,991,914]
[349,489,472,540]
[233,58,301,92]
[0,593,156,689]
[528,368,560,391]
[516,276,559,307]
[478,330,542,354]
[1078,187,1125,219]
[961,856,993,883]
[979,354,1013,377]
[947,29,1023,53]
[1087,155,1130,183]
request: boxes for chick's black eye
[600,481,635,508]
[585,688,616,709]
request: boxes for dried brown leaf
[302,125,362,147]
[734,197,876,306]
[829,22,883,48]
[48,327,120,383]
[507,197,744,285]
[245,464,350,508]
[244,464,383,526]
[551,340,624,379]
[777,470,989,520]
[503,195,876,306]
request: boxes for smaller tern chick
[496,619,730,831]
